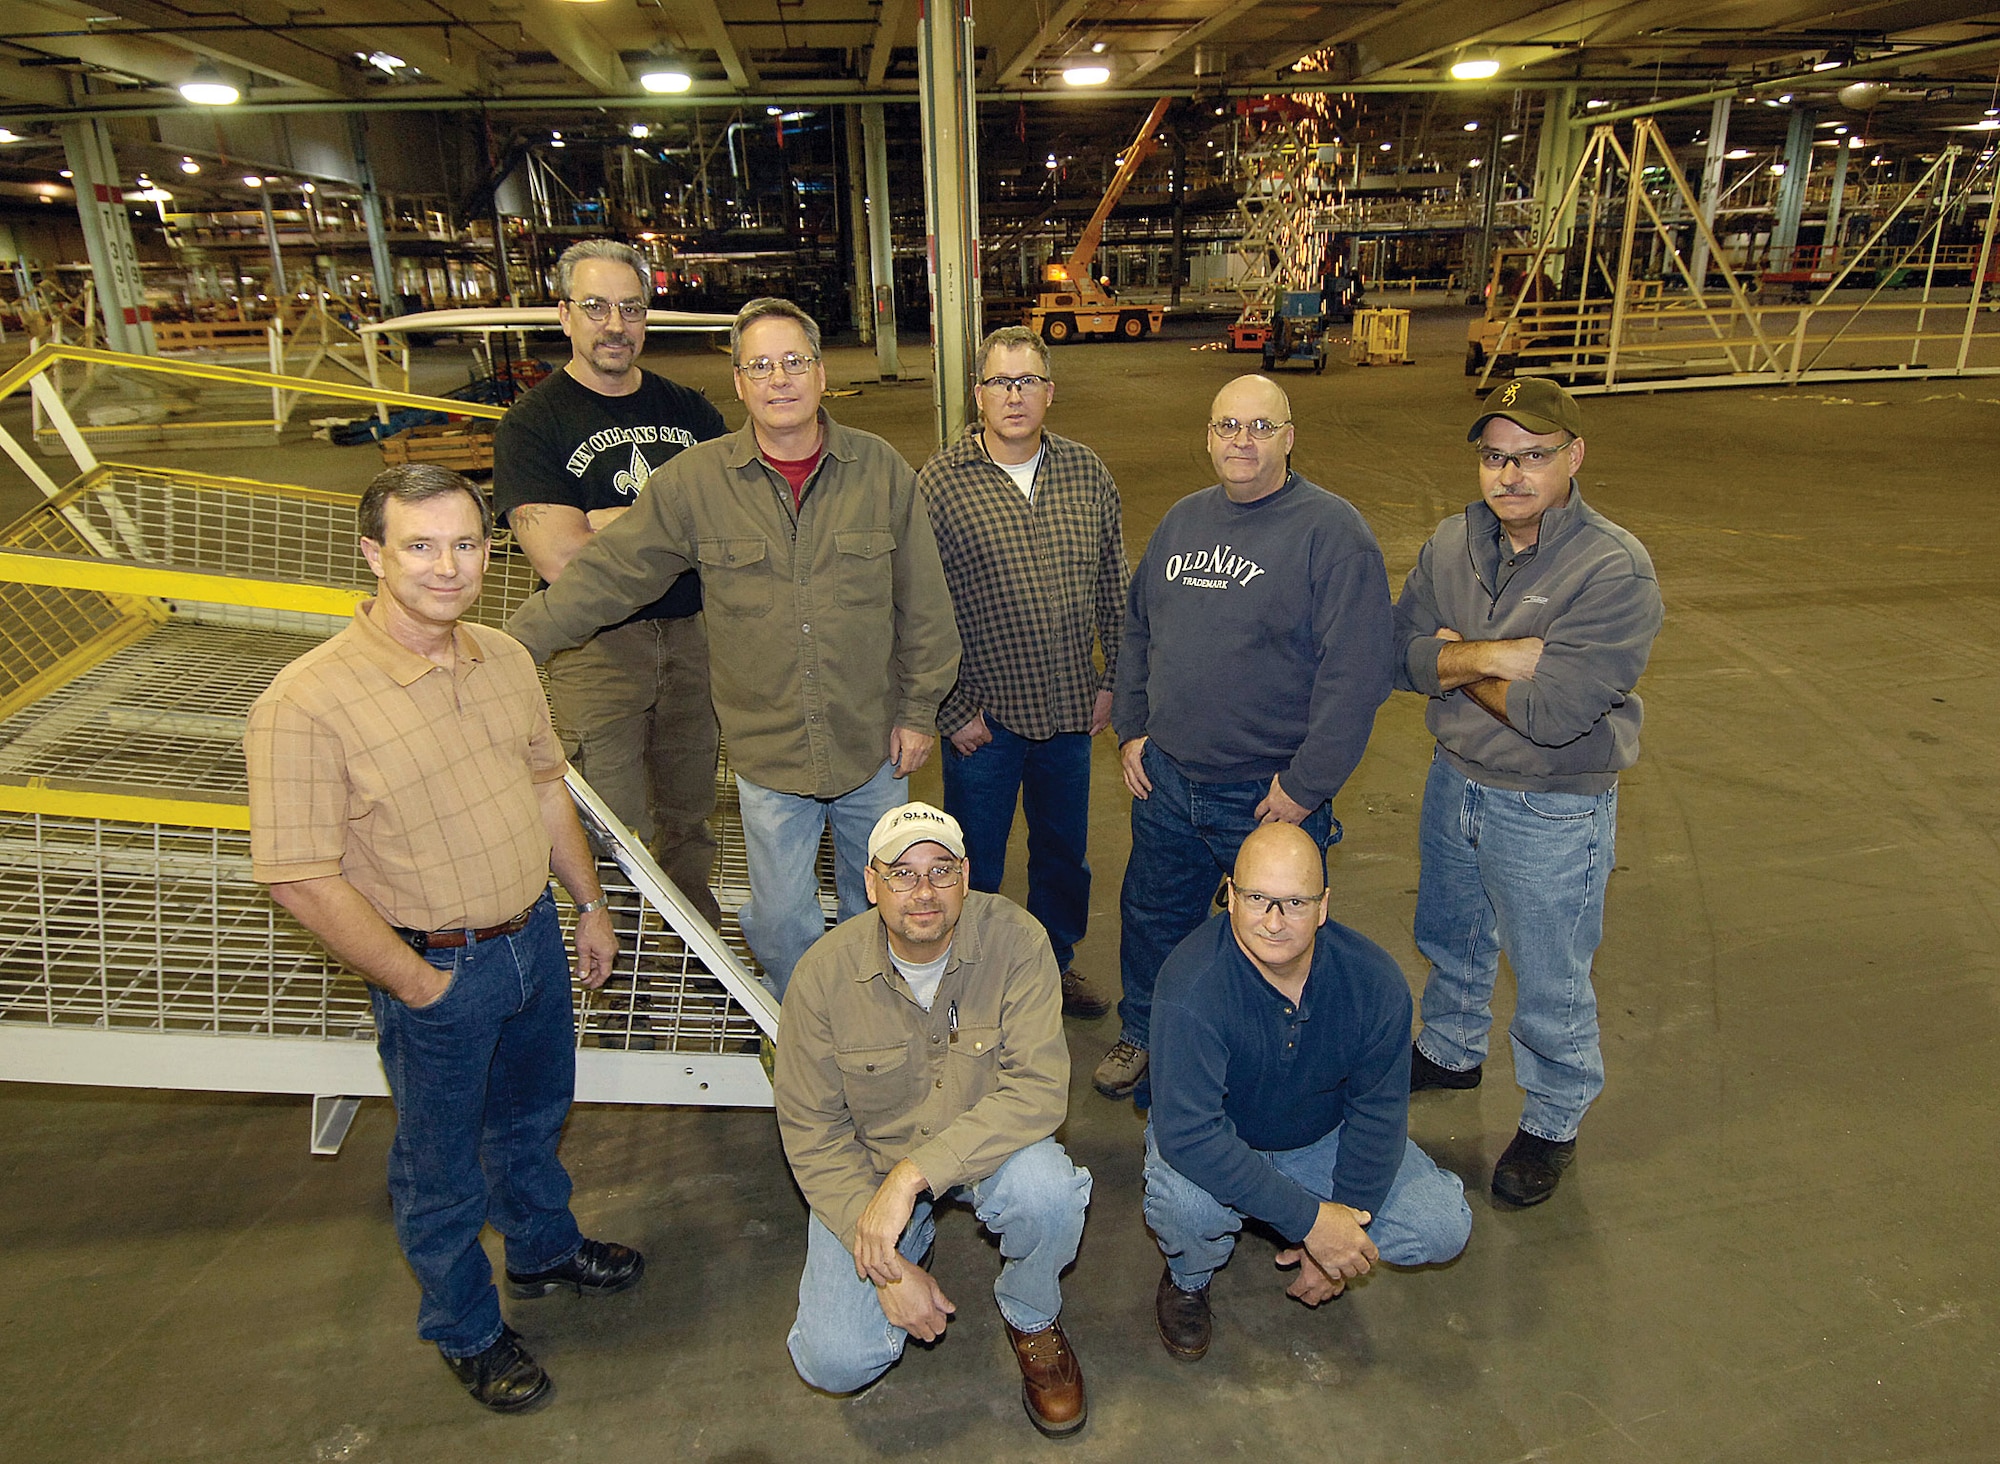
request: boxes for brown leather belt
[396,904,536,954]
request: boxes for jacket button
[935,1079,943,1090]
[864,1062,876,1072]
[920,1126,930,1136]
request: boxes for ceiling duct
[1194,46,1229,79]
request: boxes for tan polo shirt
[244,597,568,932]
[773,891,1068,1251]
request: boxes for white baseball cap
[867,803,966,864]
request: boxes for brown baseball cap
[1468,377,1585,441]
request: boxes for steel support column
[258,185,289,299]
[1690,98,1731,292]
[59,120,155,354]
[1533,87,1581,248]
[348,114,400,317]
[917,0,980,441]
[1772,108,1815,263]
[1170,130,1187,307]
[1826,139,1851,258]
[863,103,901,380]
[844,106,874,345]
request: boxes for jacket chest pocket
[833,528,895,608]
[946,1023,1000,1070]
[833,1040,912,1122]
[696,537,773,617]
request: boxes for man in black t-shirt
[492,240,728,927]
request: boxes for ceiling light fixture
[1062,65,1110,86]
[242,175,262,187]
[630,122,651,139]
[180,61,239,106]
[1463,120,1480,132]
[1725,148,1753,159]
[1813,44,1854,72]
[0,129,20,144]
[1379,141,1393,152]
[1450,51,1500,81]
[1091,41,1106,54]
[640,65,692,93]
[179,157,200,174]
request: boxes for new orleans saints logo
[612,444,654,498]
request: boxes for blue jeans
[786,1138,1092,1395]
[367,892,584,1358]
[1142,1121,1470,1291]
[941,720,1092,971]
[1412,754,1618,1143]
[736,760,904,997]
[1118,741,1336,1050]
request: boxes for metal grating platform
[0,419,781,1139]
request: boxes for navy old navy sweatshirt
[1151,912,1413,1241]
[1111,473,1392,810]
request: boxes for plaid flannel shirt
[917,425,1129,740]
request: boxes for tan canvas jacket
[773,892,1068,1251]
[506,411,961,797]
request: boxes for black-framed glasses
[1208,417,1290,441]
[570,297,649,323]
[1474,439,1574,472]
[1228,879,1323,919]
[979,373,1051,394]
[737,352,820,381]
[874,860,964,893]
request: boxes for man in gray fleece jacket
[1393,377,1661,1208]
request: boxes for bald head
[1207,374,1295,504]
[1227,823,1329,981]
[1234,823,1324,893]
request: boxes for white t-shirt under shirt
[891,946,953,1010]
[993,444,1043,501]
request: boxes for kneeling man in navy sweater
[1143,823,1471,1360]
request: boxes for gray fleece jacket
[1393,487,1661,793]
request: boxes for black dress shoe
[1410,1042,1482,1092]
[1491,1128,1576,1207]
[442,1326,551,1413]
[507,1238,646,1298]
[1155,1266,1212,1361]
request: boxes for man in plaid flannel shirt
[915,326,1130,1018]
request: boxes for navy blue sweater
[1111,473,1392,810]
[1151,912,1412,1241]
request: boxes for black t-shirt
[492,367,728,621]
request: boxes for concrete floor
[2,309,1997,1462]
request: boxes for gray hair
[358,463,492,543]
[552,240,650,301]
[976,325,1051,382]
[731,297,822,363]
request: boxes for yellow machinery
[0,346,778,1152]
[1023,99,1170,344]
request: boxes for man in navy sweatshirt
[1097,374,1394,1101]
[1394,378,1661,1208]
[1143,824,1470,1360]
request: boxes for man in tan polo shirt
[244,463,641,1414]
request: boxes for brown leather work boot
[1004,1318,1087,1437]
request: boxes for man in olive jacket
[773,803,1091,1437]
[508,300,961,995]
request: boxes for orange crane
[1023,98,1171,344]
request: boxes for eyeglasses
[1229,880,1324,919]
[736,352,820,381]
[874,860,964,893]
[1208,417,1291,441]
[979,373,1051,394]
[569,297,649,323]
[1475,439,1574,472]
